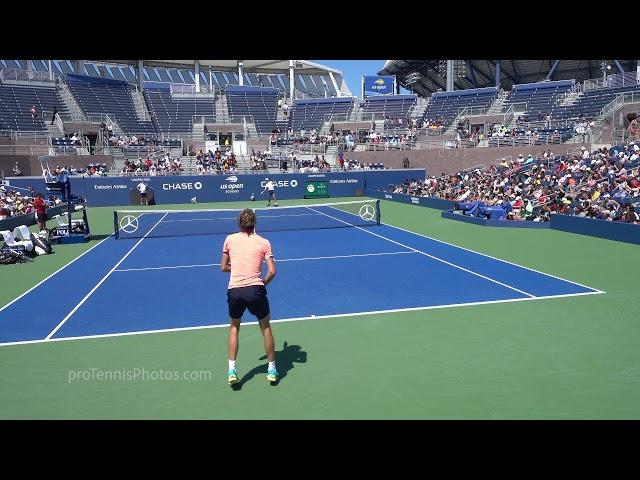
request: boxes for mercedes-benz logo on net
[359,204,376,221]
[119,215,139,234]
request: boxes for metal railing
[509,102,529,114]
[583,72,639,92]
[11,131,51,141]
[323,114,352,123]
[41,110,68,133]
[168,83,215,96]
[598,91,640,120]
[193,114,254,125]
[0,145,51,155]
[457,105,490,117]
[0,68,55,85]
[603,128,640,146]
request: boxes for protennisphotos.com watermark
[68,368,213,384]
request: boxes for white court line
[0,290,603,348]
[44,213,169,340]
[309,207,536,298]
[113,251,417,272]
[0,234,114,313]
[369,203,605,294]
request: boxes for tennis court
[0,200,600,345]
[0,197,637,419]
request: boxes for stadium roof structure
[379,60,640,96]
[100,60,342,76]
[89,59,352,97]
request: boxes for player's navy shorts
[227,285,270,320]
[36,212,46,222]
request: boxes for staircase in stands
[57,82,86,121]
[410,96,430,121]
[215,93,229,123]
[131,88,151,121]
[486,89,510,114]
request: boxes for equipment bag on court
[0,249,32,264]
[30,233,53,255]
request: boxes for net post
[113,211,119,239]
[375,199,381,225]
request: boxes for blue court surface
[0,203,603,346]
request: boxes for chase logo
[374,79,385,85]
[225,176,238,182]
[385,194,392,199]
[163,182,202,190]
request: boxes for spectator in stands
[31,106,37,124]
[623,205,639,223]
[12,162,21,176]
[629,117,640,141]
[51,107,58,126]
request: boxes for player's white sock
[268,361,276,372]
[228,360,236,371]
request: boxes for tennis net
[113,199,381,239]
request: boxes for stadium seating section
[144,86,215,135]
[422,87,498,127]
[362,94,417,120]
[66,74,156,135]
[225,85,279,135]
[288,97,355,132]
[0,84,67,131]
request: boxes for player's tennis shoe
[227,369,239,385]
[266,369,278,383]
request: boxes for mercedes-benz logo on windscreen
[119,215,139,234]
[359,204,376,221]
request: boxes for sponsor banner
[6,170,425,207]
[305,181,329,198]
[363,76,395,97]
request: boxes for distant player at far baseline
[261,177,278,207]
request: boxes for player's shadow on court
[233,341,307,389]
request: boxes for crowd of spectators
[421,118,446,133]
[0,186,35,219]
[387,142,640,224]
[108,133,159,148]
[45,164,109,177]
[0,186,59,219]
[194,148,239,174]
[295,155,332,173]
[122,153,183,176]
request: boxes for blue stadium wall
[6,170,425,207]
[550,213,640,245]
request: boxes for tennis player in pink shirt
[221,208,278,386]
